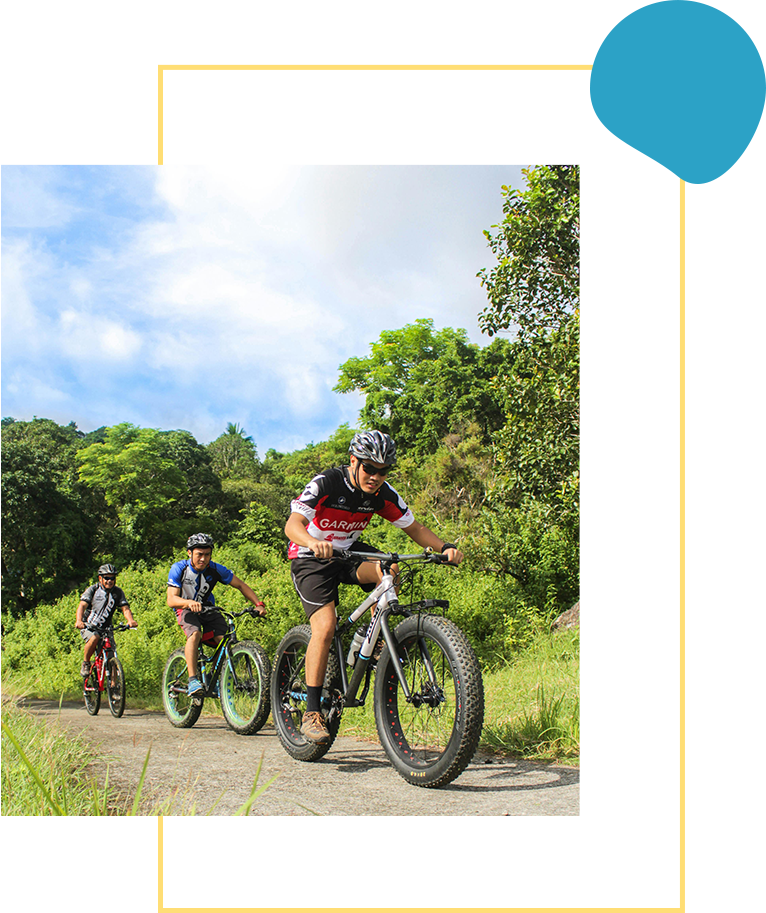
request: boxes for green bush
[2,540,572,703]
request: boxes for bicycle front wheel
[83,665,101,716]
[220,641,271,735]
[162,648,203,728]
[270,624,342,762]
[107,655,126,718]
[374,615,484,788]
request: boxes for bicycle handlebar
[197,605,266,619]
[87,622,136,635]
[339,548,458,566]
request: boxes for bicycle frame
[291,552,450,717]
[87,625,129,693]
[181,609,256,698]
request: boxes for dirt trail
[22,698,579,816]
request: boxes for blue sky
[2,164,524,453]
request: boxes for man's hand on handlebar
[308,539,335,559]
[441,546,463,566]
[251,600,267,618]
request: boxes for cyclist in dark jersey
[285,430,463,744]
[75,564,137,677]
[166,533,266,696]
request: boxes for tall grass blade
[129,747,152,816]
[1,720,65,815]
[234,753,279,816]
[294,804,321,815]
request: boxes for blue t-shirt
[167,559,234,607]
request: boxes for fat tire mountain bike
[162,606,270,735]
[271,550,484,788]
[83,623,134,718]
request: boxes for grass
[480,628,579,762]
[1,694,277,816]
[338,627,580,764]
[2,624,579,815]
[1,696,133,815]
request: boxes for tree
[77,424,188,559]
[477,165,579,339]
[207,423,260,480]
[335,319,514,455]
[164,429,224,520]
[1,419,95,612]
[473,167,580,617]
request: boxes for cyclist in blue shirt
[167,533,266,695]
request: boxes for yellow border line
[679,179,686,913]
[665,196,675,832]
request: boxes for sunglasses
[360,462,391,477]
[101,575,116,581]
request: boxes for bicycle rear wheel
[106,655,126,718]
[374,615,484,788]
[162,647,203,728]
[83,665,101,716]
[270,624,342,761]
[219,641,271,735]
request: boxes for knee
[310,615,336,645]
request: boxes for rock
[552,602,579,631]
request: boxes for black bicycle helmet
[97,563,117,576]
[186,533,214,551]
[348,431,397,466]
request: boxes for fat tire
[162,647,203,729]
[374,615,484,788]
[270,624,342,761]
[219,641,271,735]
[106,655,126,718]
[83,665,101,716]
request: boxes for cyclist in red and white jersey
[285,430,463,744]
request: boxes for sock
[306,685,322,713]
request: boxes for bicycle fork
[338,572,437,706]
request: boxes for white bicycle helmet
[348,431,397,466]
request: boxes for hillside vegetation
[2,166,580,761]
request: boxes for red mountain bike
[83,622,135,718]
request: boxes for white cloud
[1,167,78,229]
[58,308,142,361]
[3,164,513,445]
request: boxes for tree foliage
[335,319,514,454]
[1,420,94,612]
[207,423,259,480]
[1,171,579,632]
[477,165,579,339]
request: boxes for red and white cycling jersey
[287,466,414,559]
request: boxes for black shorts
[289,542,380,618]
